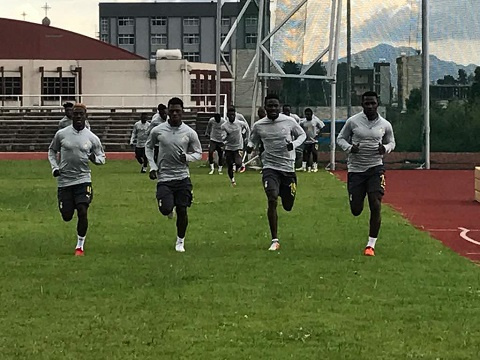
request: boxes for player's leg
[364,166,386,256]
[58,186,75,222]
[279,172,297,212]
[234,150,243,174]
[347,172,367,216]
[216,143,224,174]
[306,144,314,172]
[262,169,281,250]
[312,144,319,172]
[173,178,193,252]
[73,183,93,256]
[134,147,143,166]
[140,147,148,172]
[156,182,175,217]
[208,141,216,174]
[301,146,308,171]
[225,151,235,185]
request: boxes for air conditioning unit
[156,49,182,60]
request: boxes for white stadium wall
[0,59,192,108]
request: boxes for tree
[406,88,422,111]
[437,75,456,85]
[457,69,468,85]
[470,66,480,100]
[280,60,301,105]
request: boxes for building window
[42,77,75,101]
[118,34,135,45]
[151,17,167,26]
[221,17,230,27]
[100,34,109,42]
[100,18,108,32]
[151,34,167,45]
[245,16,258,27]
[245,33,257,44]
[183,17,199,26]
[183,34,200,45]
[184,52,200,62]
[118,17,134,26]
[0,77,21,100]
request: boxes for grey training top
[248,114,306,173]
[205,117,227,143]
[221,120,250,151]
[58,116,90,130]
[145,121,203,183]
[300,117,325,144]
[130,120,151,148]
[48,125,105,187]
[337,111,396,173]
[147,113,168,135]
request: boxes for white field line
[459,227,480,246]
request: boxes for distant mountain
[338,43,479,88]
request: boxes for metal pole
[422,0,430,169]
[215,0,222,113]
[330,0,342,171]
[346,0,352,117]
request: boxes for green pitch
[0,161,479,359]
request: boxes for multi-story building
[374,61,391,105]
[396,54,422,110]
[99,1,259,64]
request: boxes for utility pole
[422,0,430,169]
[215,0,222,113]
[346,0,352,118]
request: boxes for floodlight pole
[215,0,223,113]
[422,0,430,169]
[346,0,352,118]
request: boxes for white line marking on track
[459,227,480,246]
[427,229,480,232]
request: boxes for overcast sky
[1,0,479,66]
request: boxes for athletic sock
[76,236,85,250]
[272,238,279,243]
[218,166,223,172]
[210,163,214,170]
[176,236,184,244]
[367,236,377,249]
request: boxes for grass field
[1,160,479,359]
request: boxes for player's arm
[337,119,355,152]
[220,123,228,142]
[130,123,137,145]
[89,136,106,165]
[48,132,61,176]
[145,130,159,171]
[382,122,396,153]
[246,123,259,153]
[205,118,212,138]
[186,131,203,162]
[242,121,251,141]
[291,122,306,149]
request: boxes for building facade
[99,2,259,63]
[396,54,422,110]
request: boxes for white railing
[0,94,228,115]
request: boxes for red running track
[335,170,480,262]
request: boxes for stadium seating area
[0,110,212,152]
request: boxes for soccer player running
[221,106,250,186]
[130,112,150,173]
[58,102,90,130]
[281,104,301,124]
[299,108,325,172]
[205,113,226,175]
[247,94,306,251]
[145,97,202,253]
[148,103,169,163]
[337,91,395,257]
[48,103,105,256]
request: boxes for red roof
[0,18,144,60]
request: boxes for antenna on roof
[21,11,27,21]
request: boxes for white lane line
[427,229,480,232]
[459,227,480,246]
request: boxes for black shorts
[347,165,386,200]
[262,168,297,205]
[303,143,318,153]
[209,140,224,152]
[156,178,193,212]
[57,182,93,214]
